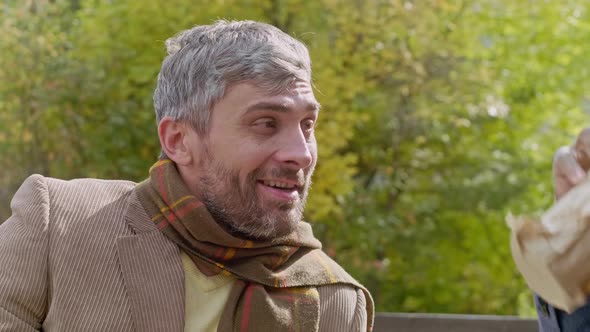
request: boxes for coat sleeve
[0,175,50,331]
[318,284,368,332]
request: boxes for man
[511,128,590,331]
[0,20,374,331]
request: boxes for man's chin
[271,220,300,238]
[246,213,301,241]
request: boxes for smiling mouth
[260,180,297,190]
[257,180,304,197]
[256,180,305,205]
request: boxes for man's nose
[274,127,314,169]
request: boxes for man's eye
[302,119,315,132]
[253,118,277,130]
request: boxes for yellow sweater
[180,251,236,331]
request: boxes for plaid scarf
[134,159,374,332]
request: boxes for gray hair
[153,20,312,150]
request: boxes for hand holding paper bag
[510,128,590,313]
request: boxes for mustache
[253,168,306,186]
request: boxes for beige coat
[0,175,368,332]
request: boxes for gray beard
[197,161,310,241]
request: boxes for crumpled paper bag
[508,177,590,312]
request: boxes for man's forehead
[228,81,320,112]
[244,100,320,115]
[256,80,315,97]
[251,91,319,112]
[290,80,314,92]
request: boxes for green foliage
[2,0,589,316]
[0,0,80,217]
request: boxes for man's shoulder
[16,174,138,221]
[317,283,369,331]
[37,174,136,187]
[317,282,365,303]
[24,174,136,196]
[311,250,373,330]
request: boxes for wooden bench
[374,312,537,332]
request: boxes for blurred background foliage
[2,0,590,316]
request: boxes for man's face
[186,81,319,240]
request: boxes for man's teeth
[263,180,295,189]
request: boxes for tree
[2,0,589,316]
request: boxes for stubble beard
[196,156,313,241]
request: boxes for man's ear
[158,117,196,166]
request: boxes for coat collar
[117,188,185,332]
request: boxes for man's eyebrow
[244,101,321,113]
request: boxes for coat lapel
[117,190,185,332]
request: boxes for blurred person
[511,128,590,332]
[0,20,373,332]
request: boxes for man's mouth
[257,179,303,202]
[260,180,298,190]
